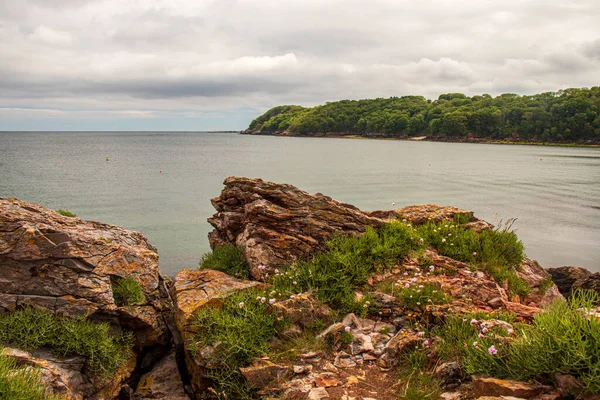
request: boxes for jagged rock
[308,387,330,399]
[172,269,266,394]
[314,373,341,388]
[434,361,464,388]
[384,330,421,359]
[207,177,386,275]
[472,376,546,398]
[273,292,333,328]
[134,351,189,399]
[240,359,289,390]
[516,259,562,306]
[440,392,462,400]
[553,373,585,396]
[0,198,171,348]
[547,266,600,300]
[1,346,136,400]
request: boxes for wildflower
[419,238,424,243]
[473,252,477,257]
[238,302,245,308]
[432,290,437,293]
[345,326,351,332]
[462,318,467,323]
[428,299,432,302]
[402,218,407,222]
[269,298,276,305]
[481,328,488,334]
[423,339,430,346]
[260,297,266,303]
[444,224,448,228]
[450,243,454,246]
[473,341,478,347]
[257,265,266,270]
[419,285,424,288]
[407,224,412,228]
[417,290,421,293]
[363,304,368,308]
[478,333,484,338]
[412,277,418,282]
[290,295,295,299]
[274,269,279,274]
[417,331,425,337]
[426,272,431,276]
[507,328,514,335]
[391,202,395,207]
[429,265,435,271]
[256,296,261,301]
[450,225,455,229]
[293,281,297,285]
[410,295,413,298]
[488,345,498,355]
[417,302,421,305]
[270,290,276,296]
[470,319,479,326]
[404,283,411,288]
[448,233,452,237]
[442,238,446,243]
[365,301,370,305]
[403,272,409,276]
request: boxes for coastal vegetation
[0,355,58,400]
[111,277,146,306]
[0,308,133,376]
[200,244,250,279]
[55,209,76,217]
[247,86,600,143]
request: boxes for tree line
[247,87,600,142]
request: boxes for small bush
[463,290,600,394]
[0,308,133,376]
[55,209,76,217]
[270,223,422,313]
[415,222,528,296]
[192,290,283,399]
[112,277,145,306]
[199,245,249,279]
[0,355,59,400]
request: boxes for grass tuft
[55,209,76,217]
[0,308,133,376]
[111,277,145,306]
[397,347,442,400]
[199,245,250,279]
[0,355,59,400]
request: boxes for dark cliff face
[547,266,600,299]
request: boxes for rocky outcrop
[207,177,387,276]
[172,269,266,394]
[0,197,172,348]
[547,266,600,300]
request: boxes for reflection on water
[1,131,599,275]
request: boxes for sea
[1,131,599,276]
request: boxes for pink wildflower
[423,340,430,346]
[405,283,411,288]
[344,326,351,332]
[417,331,425,337]
[269,298,276,305]
[473,341,478,347]
[470,319,479,326]
[488,345,498,355]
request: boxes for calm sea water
[1,131,599,275]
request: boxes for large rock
[134,351,190,400]
[0,198,172,348]
[207,176,386,275]
[172,269,266,395]
[547,266,600,300]
[471,376,546,398]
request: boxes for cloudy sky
[1,0,599,130]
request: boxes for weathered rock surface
[471,376,546,398]
[207,176,387,275]
[239,359,289,389]
[547,266,600,300]
[1,346,136,400]
[172,269,266,394]
[134,351,190,399]
[0,198,172,348]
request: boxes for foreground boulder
[0,197,172,348]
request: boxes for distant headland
[241,87,600,146]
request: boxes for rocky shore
[1,178,599,399]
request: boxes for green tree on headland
[247,87,600,142]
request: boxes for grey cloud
[0,0,599,122]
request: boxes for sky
[0,0,599,131]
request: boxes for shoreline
[240,131,600,148]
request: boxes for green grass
[0,355,59,400]
[460,290,600,394]
[199,244,250,279]
[0,308,133,376]
[192,289,284,399]
[269,222,422,313]
[55,209,76,218]
[399,283,450,309]
[111,277,145,306]
[415,221,528,296]
[396,347,442,400]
